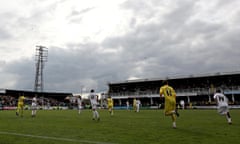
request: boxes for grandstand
[108,71,240,109]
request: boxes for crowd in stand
[0,95,67,109]
[0,95,16,107]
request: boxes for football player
[89,89,100,121]
[213,89,232,124]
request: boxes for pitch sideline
[0,131,116,144]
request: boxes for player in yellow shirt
[16,95,25,117]
[107,96,114,115]
[160,80,179,128]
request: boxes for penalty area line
[0,131,116,144]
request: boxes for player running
[160,80,179,128]
[107,96,114,115]
[213,89,232,124]
[16,94,25,117]
[89,89,100,121]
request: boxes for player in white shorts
[126,100,129,110]
[213,89,232,124]
[31,96,37,117]
[77,96,82,114]
[136,99,141,112]
[89,89,100,121]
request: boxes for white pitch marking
[0,131,116,144]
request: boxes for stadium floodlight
[34,45,48,92]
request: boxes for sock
[95,111,99,118]
[92,111,95,119]
[173,122,176,128]
[227,112,231,118]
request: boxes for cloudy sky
[0,0,240,93]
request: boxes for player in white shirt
[136,99,141,112]
[89,89,100,121]
[180,100,185,110]
[126,100,129,110]
[213,89,232,124]
[31,96,37,117]
[77,96,82,114]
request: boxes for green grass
[0,109,239,144]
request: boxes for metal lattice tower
[34,45,48,92]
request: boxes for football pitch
[0,109,239,144]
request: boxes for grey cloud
[101,0,240,79]
[120,0,164,19]
[163,1,196,26]
[1,0,240,93]
[70,7,95,17]
[68,7,95,23]
[2,58,35,90]
[216,0,240,7]
[0,28,12,40]
[43,44,117,92]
